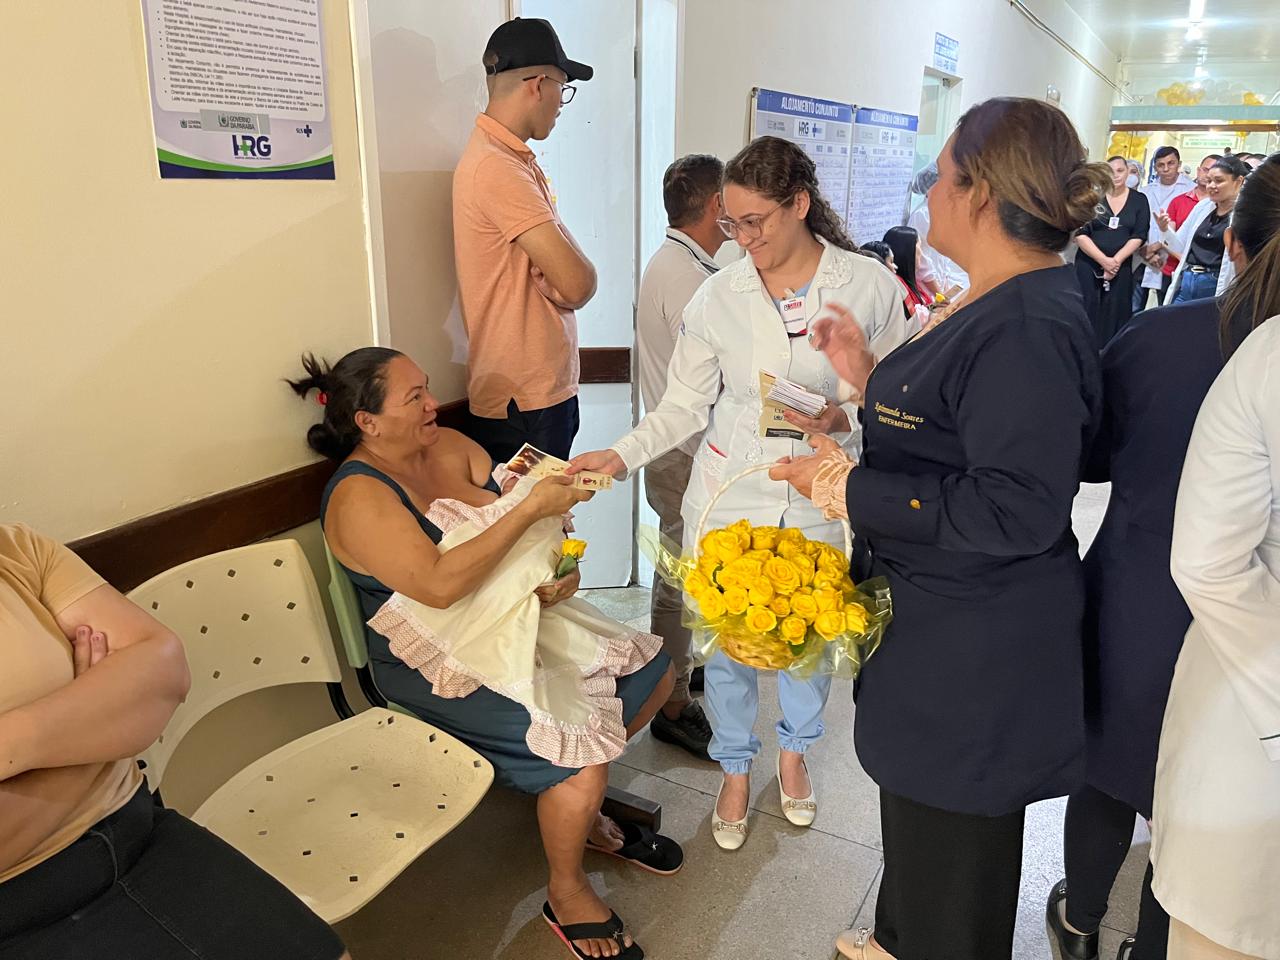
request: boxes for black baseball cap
[483,18,593,82]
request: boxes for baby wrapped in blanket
[369,474,663,768]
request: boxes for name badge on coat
[780,295,807,337]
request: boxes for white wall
[358,0,508,403]
[677,0,1120,163]
[0,0,375,542]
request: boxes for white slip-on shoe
[776,751,817,827]
[711,776,749,851]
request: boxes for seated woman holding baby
[292,348,675,960]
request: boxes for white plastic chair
[128,539,494,923]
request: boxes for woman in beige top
[0,523,351,960]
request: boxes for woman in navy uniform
[1046,154,1280,960]
[772,98,1110,960]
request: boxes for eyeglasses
[522,74,577,105]
[716,200,787,240]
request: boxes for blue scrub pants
[703,650,832,773]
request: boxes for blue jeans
[1171,269,1219,305]
[702,649,832,774]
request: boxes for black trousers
[467,394,581,464]
[0,784,344,959]
[1064,784,1169,960]
[874,788,1025,960]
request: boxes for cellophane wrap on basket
[638,520,892,679]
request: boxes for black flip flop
[542,901,644,960]
[585,820,684,875]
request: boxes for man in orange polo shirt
[453,18,598,462]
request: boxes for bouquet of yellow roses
[643,520,891,678]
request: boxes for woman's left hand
[784,402,850,436]
[769,435,843,500]
[536,567,580,607]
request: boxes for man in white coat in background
[636,154,725,761]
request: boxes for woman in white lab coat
[1158,155,1249,305]
[570,136,906,848]
[1153,159,1280,960]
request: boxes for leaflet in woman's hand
[505,444,614,490]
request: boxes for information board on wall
[751,88,855,222]
[847,107,919,245]
[141,0,334,179]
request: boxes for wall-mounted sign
[933,33,960,74]
[141,0,335,179]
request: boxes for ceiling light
[1185,23,1203,41]
[1188,0,1206,21]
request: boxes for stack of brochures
[764,374,827,419]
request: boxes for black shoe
[1116,938,1135,960]
[689,665,704,692]
[649,701,713,762]
[1046,880,1099,960]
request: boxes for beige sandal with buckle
[835,927,880,959]
[776,752,817,827]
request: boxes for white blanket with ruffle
[367,477,663,768]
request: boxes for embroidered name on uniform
[875,401,925,431]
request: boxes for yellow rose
[763,556,802,595]
[839,575,857,598]
[728,519,753,550]
[684,571,712,596]
[818,544,850,573]
[769,595,792,618]
[750,525,781,551]
[792,554,816,587]
[744,605,778,634]
[698,588,727,621]
[743,549,774,564]
[560,538,587,560]
[779,615,808,643]
[844,603,870,633]
[812,570,840,591]
[726,557,765,580]
[707,529,744,564]
[723,586,750,616]
[814,587,841,613]
[776,539,804,560]
[748,576,775,606]
[698,555,721,581]
[814,610,846,640]
[778,528,806,545]
[715,567,743,591]
[790,592,819,622]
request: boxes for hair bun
[1061,163,1110,231]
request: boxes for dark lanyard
[667,235,718,275]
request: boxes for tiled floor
[336,485,1136,960]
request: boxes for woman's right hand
[524,476,594,519]
[809,303,875,397]
[566,449,626,478]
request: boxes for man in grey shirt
[635,155,724,760]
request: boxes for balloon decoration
[1107,131,1151,158]
[1153,81,1275,107]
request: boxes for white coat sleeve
[1171,323,1280,761]
[1162,206,1201,258]
[611,286,722,475]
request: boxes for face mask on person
[1126,174,1140,189]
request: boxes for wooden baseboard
[66,344,631,593]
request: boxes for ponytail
[286,347,404,461]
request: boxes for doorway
[914,70,962,176]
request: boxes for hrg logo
[231,135,272,159]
